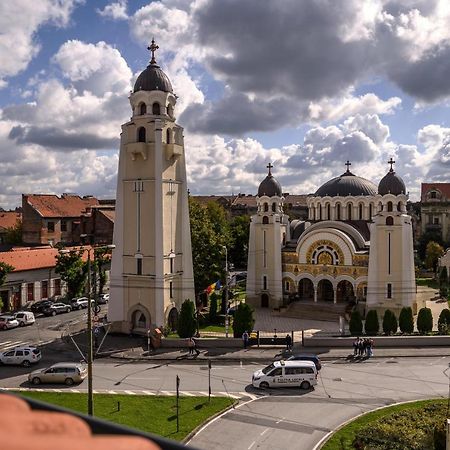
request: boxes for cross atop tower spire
[267,162,273,176]
[147,38,159,65]
[388,157,395,172]
[345,160,351,172]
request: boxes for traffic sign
[93,315,99,322]
[94,305,101,314]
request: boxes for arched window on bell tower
[152,102,160,115]
[336,203,341,220]
[139,103,147,115]
[264,203,269,212]
[272,202,276,212]
[166,128,171,144]
[137,127,146,143]
[262,216,269,224]
[387,201,393,212]
[347,203,352,220]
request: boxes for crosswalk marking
[0,339,56,353]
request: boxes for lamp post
[222,246,229,338]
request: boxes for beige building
[420,183,450,242]
[109,41,195,334]
[247,160,416,316]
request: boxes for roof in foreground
[24,194,99,218]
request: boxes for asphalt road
[1,355,449,450]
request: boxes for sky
[0,0,450,209]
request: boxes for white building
[247,159,416,316]
[109,41,195,334]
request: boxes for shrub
[349,310,363,336]
[382,309,397,335]
[399,307,414,334]
[208,293,218,324]
[437,309,450,334]
[233,303,254,338]
[364,310,379,336]
[417,307,433,334]
[177,299,197,338]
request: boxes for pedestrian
[353,337,359,356]
[285,334,292,351]
[187,337,194,355]
[192,336,200,356]
[368,338,374,357]
[242,330,249,349]
[358,338,364,356]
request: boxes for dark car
[30,300,53,315]
[286,354,322,371]
[43,303,72,316]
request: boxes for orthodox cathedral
[246,160,416,316]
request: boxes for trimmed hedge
[417,307,433,334]
[349,310,363,336]
[382,309,398,335]
[399,307,414,334]
[437,309,450,334]
[364,310,379,336]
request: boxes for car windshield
[262,363,276,374]
[32,349,40,355]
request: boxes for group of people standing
[353,337,374,358]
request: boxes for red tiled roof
[0,212,21,231]
[99,209,115,222]
[421,183,450,200]
[24,194,99,218]
[0,246,92,272]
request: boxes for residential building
[80,205,115,245]
[420,183,450,242]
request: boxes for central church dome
[315,162,377,197]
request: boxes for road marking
[181,391,195,396]
[124,390,136,395]
[248,441,256,449]
[260,428,269,436]
[160,390,173,395]
[108,390,117,394]
[142,390,155,396]
[197,391,209,396]
[70,389,80,393]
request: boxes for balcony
[126,142,148,161]
[165,143,183,160]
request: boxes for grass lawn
[322,398,445,450]
[17,391,233,442]
[416,277,439,289]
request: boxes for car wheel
[300,381,310,390]
[65,378,74,386]
[51,311,56,316]
[259,381,269,389]
[22,360,31,367]
[78,306,82,310]
[32,377,41,385]
[67,308,71,313]
[19,322,25,327]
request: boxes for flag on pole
[205,280,221,294]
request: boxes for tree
[438,309,450,334]
[399,307,414,334]
[364,310,379,336]
[439,266,448,298]
[417,307,433,334]
[93,247,112,296]
[208,292,218,324]
[425,241,444,272]
[0,261,14,310]
[349,310,363,336]
[233,303,254,338]
[382,309,398,335]
[4,219,22,244]
[417,231,445,263]
[55,249,86,299]
[228,215,250,269]
[177,299,197,338]
[189,198,228,295]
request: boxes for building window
[285,281,290,291]
[170,281,173,298]
[47,221,55,232]
[54,279,61,296]
[263,276,267,290]
[137,258,142,275]
[434,217,440,225]
[170,257,174,273]
[369,204,373,219]
[430,191,437,199]
[27,283,34,302]
[386,216,394,226]
[61,220,67,232]
[139,103,147,115]
[319,205,322,220]
[152,102,160,115]
[387,283,392,299]
[272,203,276,212]
[41,280,48,299]
[387,201,393,212]
[263,230,267,268]
[264,203,269,212]
[336,204,341,220]
[397,202,402,211]
[347,203,352,220]
[262,216,269,224]
[327,204,331,220]
[359,204,363,220]
[166,128,171,144]
[137,127,146,142]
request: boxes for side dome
[257,164,282,197]
[378,159,406,195]
[315,163,377,197]
[133,39,173,93]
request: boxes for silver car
[0,315,19,330]
[28,362,87,386]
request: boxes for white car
[0,346,42,367]
[14,311,35,326]
[70,297,89,310]
[0,315,19,330]
[97,293,109,304]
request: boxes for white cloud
[97,0,128,20]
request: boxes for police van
[252,360,318,390]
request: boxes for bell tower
[109,41,195,333]
[246,164,289,309]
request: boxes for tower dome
[315,161,377,197]
[133,39,173,93]
[257,163,282,197]
[378,158,406,195]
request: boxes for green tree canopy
[425,241,444,272]
[0,261,14,287]
[55,249,86,299]
[177,299,197,338]
[4,219,22,245]
[228,215,250,269]
[233,302,255,338]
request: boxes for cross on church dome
[388,157,395,172]
[148,38,159,65]
[266,162,273,176]
[345,160,351,172]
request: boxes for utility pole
[86,249,93,416]
[223,246,229,338]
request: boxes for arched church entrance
[317,279,334,302]
[298,278,314,301]
[261,293,269,308]
[131,310,148,329]
[336,280,355,303]
[168,307,179,331]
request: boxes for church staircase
[279,301,348,322]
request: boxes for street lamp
[222,246,229,338]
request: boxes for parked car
[43,303,72,316]
[14,311,36,327]
[0,346,41,367]
[70,297,89,310]
[30,300,53,315]
[0,315,20,330]
[286,353,322,371]
[28,362,87,386]
[97,293,109,304]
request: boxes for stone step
[279,301,347,322]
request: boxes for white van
[14,311,35,326]
[252,360,318,390]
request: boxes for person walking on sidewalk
[187,337,194,355]
[285,334,292,351]
[191,336,200,357]
[242,331,249,349]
